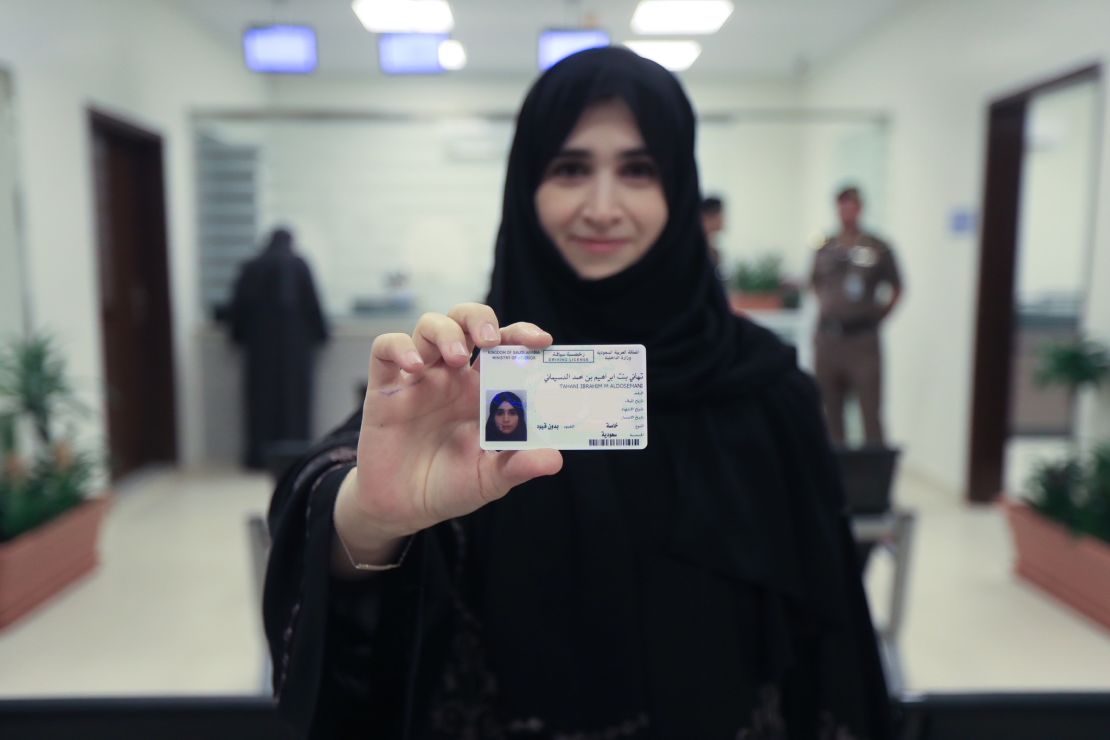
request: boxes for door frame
[966,64,1101,503]
[88,108,178,479]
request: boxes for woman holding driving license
[264,48,891,740]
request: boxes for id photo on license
[485,390,527,442]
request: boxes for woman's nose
[581,177,622,229]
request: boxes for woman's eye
[622,160,659,180]
[548,159,589,179]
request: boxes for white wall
[802,0,1110,493]
[0,0,267,466]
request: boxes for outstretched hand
[333,303,563,569]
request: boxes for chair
[835,445,901,515]
[838,446,913,694]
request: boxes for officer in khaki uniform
[809,186,902,446]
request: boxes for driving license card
[479,344,647,451]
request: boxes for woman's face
[494,400,520,435]
[535,99,668,280]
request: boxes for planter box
[1005,500,1110,631]
[0,496,111,630]
[729,292,783,313]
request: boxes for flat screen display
[243,25,318,74]
[379,33,449,75]
[538,29,610,70]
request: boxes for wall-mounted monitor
[378,33,450,75]
[243,25,318,74]
[538,28,610,70]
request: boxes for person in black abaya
[230,227,329,469]
[263,48,892,740]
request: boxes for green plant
[0,334,95,543]
[1026,457,1084,531]
[730,255,784,294]
[0,335,83,445]
[1036,338,1110,393]
[1081,444,1110,544]
[0,448,94,542]
[1027,444,1110,546]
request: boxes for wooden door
[90,111,177,480]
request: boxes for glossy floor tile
[1,464,1109,699]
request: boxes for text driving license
[479,344,647,451]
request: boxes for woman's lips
[571,236,629,254]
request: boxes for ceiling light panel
[624,40,702,71]
[438,39,467,71]
[630,1,733,35]
[352,0,454,34]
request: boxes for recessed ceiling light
[438,39,467,71]
[631,0,733,35]
[624,40,702,71]
[352,0,455,34]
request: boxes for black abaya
[263,48,891,740]
[230,229,329,469]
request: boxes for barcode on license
[588,438,641,447]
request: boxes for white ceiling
[178,0,914,80]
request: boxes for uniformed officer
[809,186,902,446]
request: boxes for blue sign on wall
[950,208,977,236]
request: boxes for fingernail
[528,327,546,339]
[480,323,499,342]
[403,351,423,367]
[450,341,468,358]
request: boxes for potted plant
[729,255,788,313]
[0,334,110,629]
[1036,338,1110,438]
[1004,444,1110,631]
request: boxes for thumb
[480,448,563,500]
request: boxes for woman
[264,48,891,739]
[485,392,527,443]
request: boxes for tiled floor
[1,465,1109,698]
[869,469,1110,691]
[0,468,272,697]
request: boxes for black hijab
[487,48,787,406]
[470,48,886,739]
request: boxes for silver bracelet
[336,530,414,572]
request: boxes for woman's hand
[333,303,563,571]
